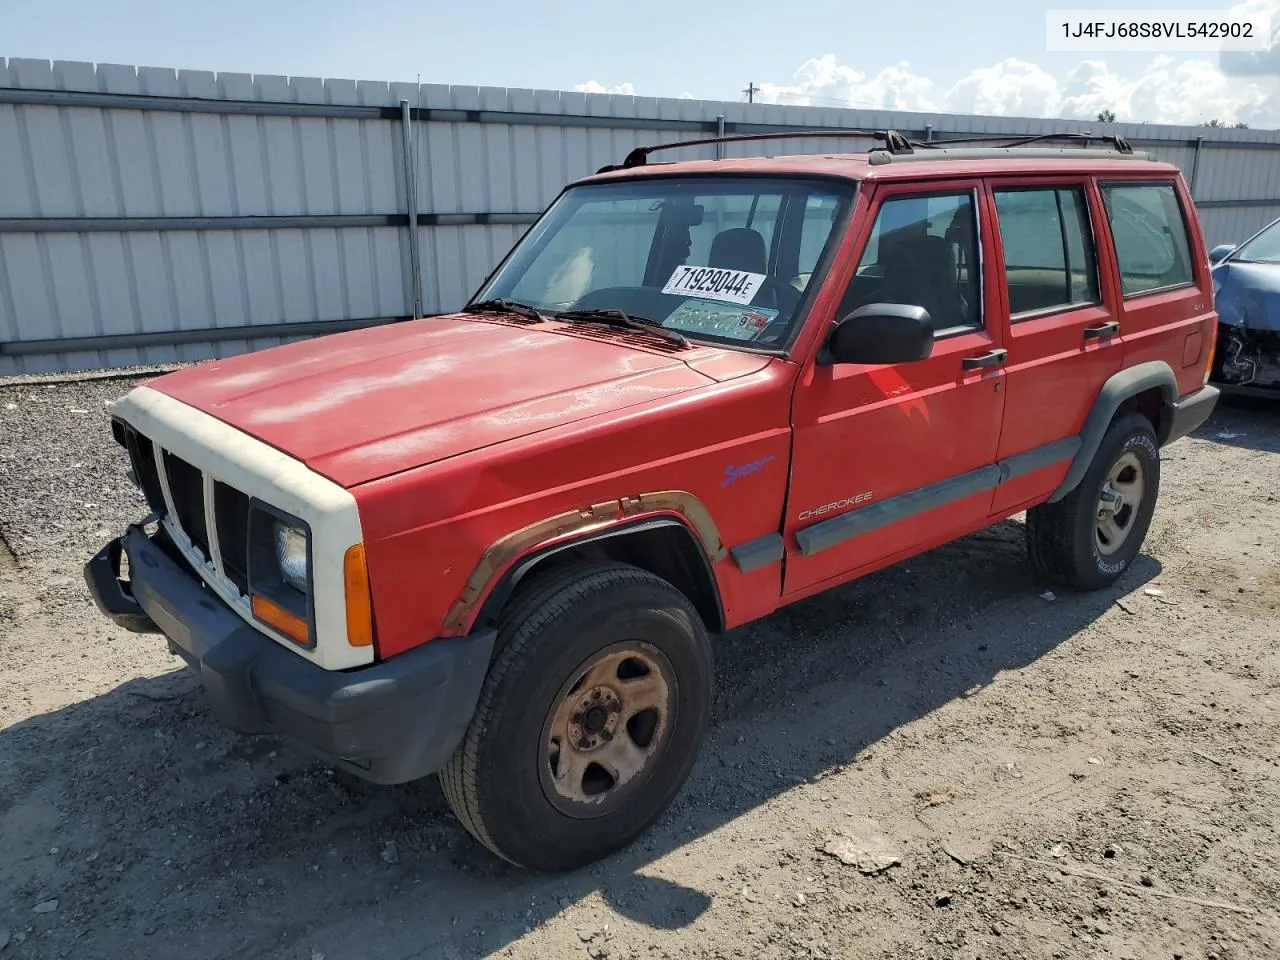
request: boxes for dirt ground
[1,372,1278,960]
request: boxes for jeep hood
[146,315,758,487]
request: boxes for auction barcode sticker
[662,266,765,305]
[1046,9,1271,51]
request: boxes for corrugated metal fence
[4,57,1280,375]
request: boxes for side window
[1101,183,1194,295]
[841,191,981,332]
[993,186,1100,317]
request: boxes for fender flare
[1048,360,1178,503]
[442,491,727,635]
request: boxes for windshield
[474,176,854,348]
[1233,218,1280,263]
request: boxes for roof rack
[594,129,1141,173]
[596,129,916,172]
[922,131,1134,153]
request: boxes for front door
[784,181,1008,596]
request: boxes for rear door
[985,176,1125,515]
[1095,177,1214,399]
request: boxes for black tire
[439,561,713,871]
[1026,411,1160,590]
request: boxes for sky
[3,0,1280,126]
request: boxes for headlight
[273,522,309,593]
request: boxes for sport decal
[722,455,776,487]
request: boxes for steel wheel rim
[538,641,676,819]
[1095,450,1145,557]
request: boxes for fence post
[400,99,424,319]
[716,114,726,158]
[1190,135,1204,200]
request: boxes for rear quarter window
[1100,182,1195,296]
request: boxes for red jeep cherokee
[87,131,1220,871]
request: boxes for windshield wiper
[554,308,687,347]
[462,298,548,322]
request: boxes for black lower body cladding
[1162,384,1221,445]
[84,525,495,784]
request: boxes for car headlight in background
[273,522,309,593]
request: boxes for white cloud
[946,59,1061,118]
[1221,0,1280,74]
[1126,57,1273,125]
[748,44,1280,127]
[574,0,1280,126]
[573,80,636,96]
[756,55,939,112]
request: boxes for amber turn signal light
[1203,327,1218,385]
[251,593,309,646]
[344,543,374,648]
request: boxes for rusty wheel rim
[1095,450,1145,557]
[538,642,676,818]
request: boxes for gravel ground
[1,372,1278,960]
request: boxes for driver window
[840,191,982,333]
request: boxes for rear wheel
[1026,412,1160,589]
[440,562,713,871]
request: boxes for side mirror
[825,303,933,365]
[1208,243,1235,265]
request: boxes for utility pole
[743,81,760,104]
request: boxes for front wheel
[1026,412,1161,590]
[440,562,713,871]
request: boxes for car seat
[879,230,966,330]
[708,227,768,274]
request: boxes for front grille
[120,425,166,515]
[162,451,209,560]
[121,427,258,600]
[115,423,312,649]
[213,481,251,595]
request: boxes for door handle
[961,348,1007,370]
[1083,321,1120,340]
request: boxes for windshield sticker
[662,265,766,305]
[662,299,779,341]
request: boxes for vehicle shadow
[1194,391,1279,453]
[0,521,1161,960]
